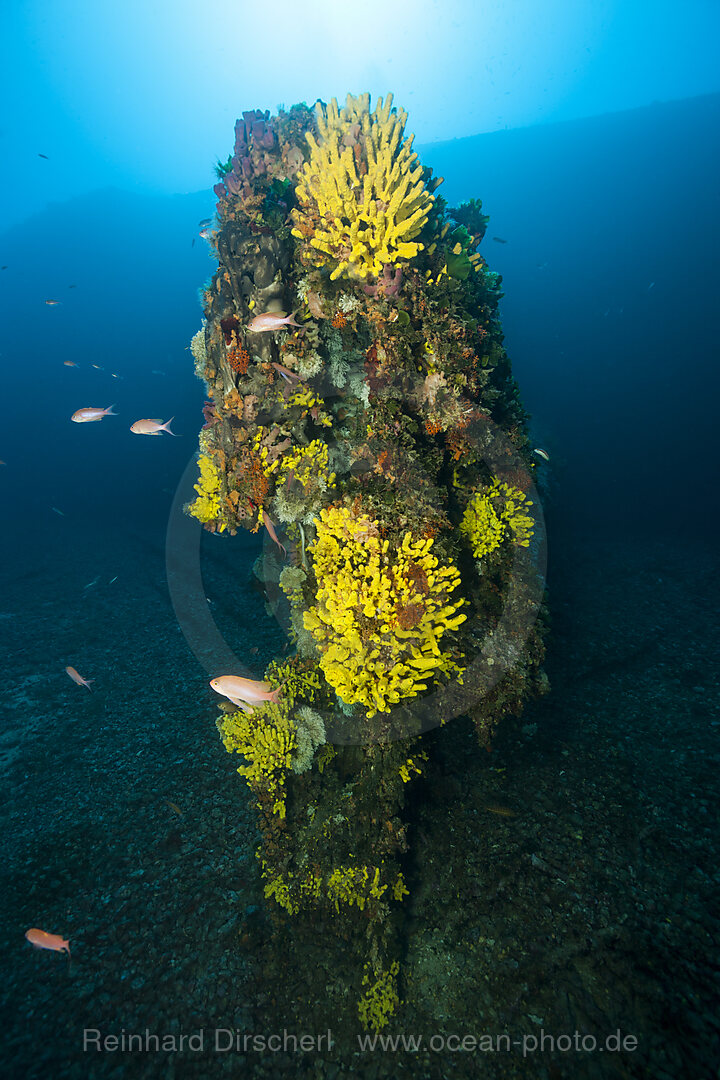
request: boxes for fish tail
[105,404,117,415]
[162,417,177,435]
[269,680,287,704]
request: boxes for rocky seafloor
[1,516,718,1079]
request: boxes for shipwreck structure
[187,93,547,1033]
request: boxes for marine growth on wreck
[187,92,548,1033]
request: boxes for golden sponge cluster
[217,703,296,818]
[303,504,466,717]
[460,479,535,559]
[291,93,436,281]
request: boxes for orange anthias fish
[260,509,286,556]
[130,418,176,436]
[247,310,302,333]
[270,362,305,384]
[210,675,281,709]
[45,299,61,306]
[71,405,116,423]
[63,361,78,367]
[65,665,94,690]
[25,928,71,954]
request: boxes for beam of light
[1,0,719,230]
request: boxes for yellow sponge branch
[291,93,437,282]
[303,503,466,717]
[461,480,535,560]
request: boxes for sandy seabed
[1,518,717,1079]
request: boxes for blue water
[1,93,719,1079]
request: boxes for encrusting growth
[186,90,547,1037]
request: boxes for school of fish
[11,290,305,959]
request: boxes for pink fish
[210,675,282,709]
[130,417,176,436]
[270,362,305,384]
[44,299,61,306]
[260,509,286,556]
[71,405,116,423]
[247,310,302,333]
[65,665,94,690]
[25,928,71,955]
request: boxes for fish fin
[105,404,117,415]
[229,696,253,713]
[161,417,177,435]
[269,681,286,704]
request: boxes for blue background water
[2,46,720,1080]
[2,94,717,539]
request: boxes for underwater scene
[2,7,719,1080]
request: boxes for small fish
[1,265,7,270]
[71,405,116,423]
[83,575,100,590]
[110,373,122,379]
[151,370,167,376]
[199,227,213,240]
[210,675,282,709]
[51,507,65,516]
[65,665,94,690]
[647,282,655,291]
[38,153,50,160]
[191,238,195,248]
[261,509,286,556]
[45,299,61,306]
[492,236,507,244]
[130,417,176,436]
[166,800,184,817]
[247,310,302,333]
[532,448,550,462]
[63,360,78,367]
[270,362,305,383]
[198,218,211,228]
[108,576,118,584]
[91,363,103,370]
[484,805,516,817]
[25,928,70,954]
[68,284,77,289]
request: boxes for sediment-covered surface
[2,522,717,1078]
